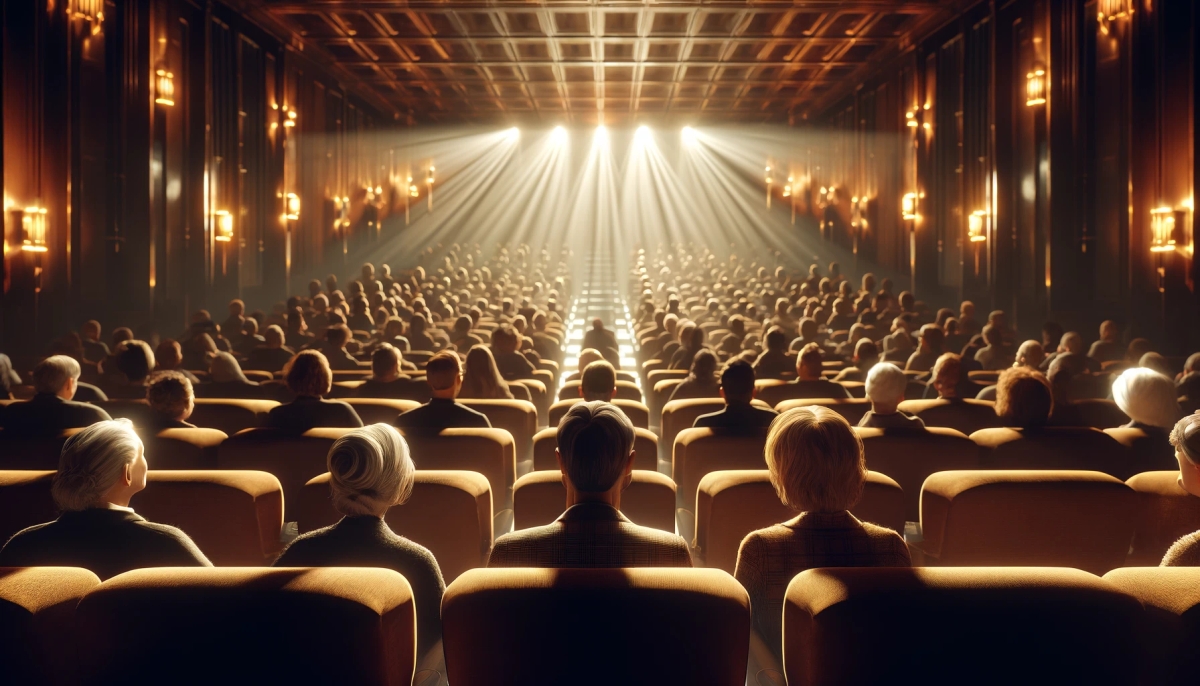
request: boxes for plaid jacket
[487,501,693,568]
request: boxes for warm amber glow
[905,110,918,128]
[285,193,300,221]
[1098,0,1133,21]
[1150,206,1177,253]
[21,207,49,252]
[155,69,175,107]
[901,193,918,221]
[71,0,103,28]
[968,210,988,243]
[214,210,233,242]
[1026,66,1047,107]
[283,109,297,128]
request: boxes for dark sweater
[693,403,779,429]
[394,398,491,432]
[264,396,363,433]
[0,393,112,436]
[274,516,445,656]
[0,507,211,580]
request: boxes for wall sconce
[1150,206,1179,253]
[905,110,918,128]
[21,207,49,253]
[283,109,297,128]
[426,165,435,211]
[901,193,918,221]
[968,210,989,243]
[285,193,300,221]
[213,210,233,243]
[1025,65,1047,107]
[1098,0,1133,21]
[765,166,773,209]
[407,176,419,198]
[782,177,793,198]
[155,69,175,107]
[71,0,104,32]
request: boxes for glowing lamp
[285,193,300,221]
[283,109,297,128]
[1098,0,1133,21]
[902,193,918,221]
[906,110,918,128]
[21,207,49,252]
[72,0,104,31]
[1150,207,1178,253]
[155,69,175,107]
[1026,65,1047,107]
[214,210,233,242]
[426,167,435,185]
[968,210,988,243]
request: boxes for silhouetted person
[582,318,619,361]
[753,327,792,380]
[263,350,363,433]
[458,346,514,400]
[80,320,110,364]
[357,344,427,400]
[785,344,850,399]
[905,324,944,373]
[694,360,778,429]
[0,355,111,436]
[669,349,722,402]
[153,339,199,384]
[102,340,157,400]
[245,325,295,373]
[394,351,491,431]
[491,324,536,380]
[1088,320,1123,364]
[320,324,366,370]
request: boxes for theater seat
[693,469,906,573]
[557,380,643,403]
[512,469,676,532]
[672,428,769,513]
[297,470,492,582]
[1104,427,1179,474]
[661,398,773,465]
[141,428,226,470]
[971,426,1134,479]
[897,398,1002,435]
[459,399,538,464]
[189,398,278,436]
[1125,471,1200,565]
[400,428,516,514]
[754,380,855,408]
[0,471,58,546]
[783,567,1142,686]
[1104,567,1200,686]
[511,377,550,426]
[857,427,981,521]
[649,379,683,427]
[218,428,353,521]
[1052,399,1130,429]
[0,430,79,470]
[918,470,1137,574]
[76,568,417,686]
[442,568,749,686]
[531,426,657,471]
[98,399,155,427]
[548,398,650,429]
[343,398,421,425]
[0,566,101,686]
[774,398,872,425]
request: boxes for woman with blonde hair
[0,419,211,579]
[734,406,910,659]
[274,423,445,660]
[458,345,514,400]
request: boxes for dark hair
[557,401,635,493]
[995,367,1054,428]
[114,340,155,383]
[371,343,401,377]
[720,360,756,402]
[425,351,462,391]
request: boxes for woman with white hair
[0,419,211,579]
[858,362,925,430]
[274,423,444,659]
[1112,367,1182,469]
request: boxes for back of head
[765,327,787,352]
[326,324,352,348]
[1061,332,1084,354]
[854,337,879,364]
[371,343,401,378]
[557,401,635,493]
[865,362,906,406]
[284,350,332,397]
[981,324,1000,346]
[920,324,944,351]
[34,355,81,395]
[1170,414,1200,465]
[1016,340,1045,369]
[490,324,519,353]
[1187,352,1200,374]
[209,351,248,384]
[426,351,462,391]
[689,349,719,381]
[995,367,1054,428]
[155,340,183,369]
[580,360,617,402]
[1112,367,1180,429]
[797,342,823,379]
[931,353,962,390]
[765,406,865,512]
[720,360,756,403]
[114,340,155,382]
[327,424,414,516]
[52,419,142,511]
[146,371,194,420]
[264,325,285,347]
[577,348,604,373]
[1137,352,1171,377]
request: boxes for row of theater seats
[3,466,1196,582]
[4,564,1200,685]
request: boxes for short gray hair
[557,400,634,492]
[327,424,414,516]
[865,362,907,405]
[33,355,81,395]
[52,419,143,511]
[1112,367,1181,429]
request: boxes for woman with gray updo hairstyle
[0,419,211,579]
[274,423,445,661]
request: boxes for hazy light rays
[622,130,703,255]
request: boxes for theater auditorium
[1,0,1199,684]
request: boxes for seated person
[264,351,363,432]
[395,351,491,431]
[752,327,792,380]
[490,324,536,381]
[920,353,980,401]
[1039,331,1102,374]
[1111,367,1181,470]
[102,340,157,399]
[0,355,111,435]
[458,346,515,400]
[973,325,1015,371]
[245,325,296,373]
[195,351,274,400]
[274,424,445,660]
[1161,414,1200,566]
[80,320,110,364]
[1088,320,1124,365]
[0,420,211,579]
[1176,353,1200,403]
[144,371,197,431]
[406,313,440,352]
[670,325,708,371]
[994,367,1055,430]
[450,316,484,352]
[905,325,944,373]
[234,318,266,358]
[694,360,778,429]
[736,406,910,658]
[356,344,423,399]
[832,338,879,383]
[0,353,18,400]
[153,340,200,384]
[564,348,604,383]
[320,324,366,371]
[857,363,925,430]
[976,340,1044,400]
[285,306,315,351]
[785,344,850,399]
[578,360,618,402]
[582,318,619,362]
[717,316,747,357]
[668,350,722,402]
[488,401,692,567]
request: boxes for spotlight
[594,125,608,143]
[506,127,520,141]
[551,126,567,143]
[635,125,651,142]
[681,126,697,146]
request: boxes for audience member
[102,340,156,399]
[669,349,722,401]
[356,344,421,399]
[833,338,879,383]
[285,307,314,351]
[994,367,1054,429]
[0,353,20,399]
[578,360,617,402]
[753,327,792,380]
[458,346,515,400]
[80,320,110,364]
[264,351,363,432]
[905,324,944,373]
[783,343,850,399]
[1088,320,1123,364]
[1112,367,1182,466]
[582,318,619,362]
[245,325,295,373]
[973,325,1014,371]
[1178,353,1200,403]
[693,360,778,429]
[395,351,491,431]
[0,355,111,435]
[490,324,536,380]
[153,340,200,384]
[858,363,925,430]
[144,372,197,431]
[1161,414,1200,566]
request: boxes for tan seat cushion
[189,399,279,436]
[0,566,100,685]
[218,428,353,521]
[775,398,873,426]
[459,399,538,465]
[141,428,227,470]
[857,427,980,521]
[512,470,676,532]
[342,398,421,425]
[400,428,516,513]
[672,428,770,512]
[1125,470,1200,565]
[0,471,59,546]
[971,426,1134,479]
[1104,567,1200,685]
[897,398,1002,435]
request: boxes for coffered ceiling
[244,1,955,125]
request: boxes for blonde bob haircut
[327,423,415,516]
[52,419,143,511]
[765,406,865,512]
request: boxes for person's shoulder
[2,519,57,551]
[1162,530,1200,566]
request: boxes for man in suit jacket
[356,344,430,401]
[395,351,491,432]
[487,401,692,568]
[694,360,779,429]
[785,343,851,399]
[0,355,111,436]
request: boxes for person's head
[371,343,402,382]
[930,353,963,399]
[114,340,155,384]
[1170,414,1200,497]
[719,359,756,405]
[1112,368,1180,429]
[146,371,194,422]
[361,262,376,282]
[308,280,323,299]
[689,349,719,383]
[228,299,245,317]
[52,419,147,510]
[426,350,464,398]
[576,348,604,374]
[981,324,1001,347]
[988,310,1007,330]
[864,363,907,414]
[960,301,975,318]
[765,407,865,513]
[327,424,414,518]
[284,350,332,398]
[898,291,915,312]
[918,324,944,354]
[1100,320,1119,343]
[1138,352,1172,377]
[1127,338,1154,363]
[490,324,520,354]
[462,346,510,399]
[453,315,473,335]
[555,401,635,502]
[797,343,823,380]
[1015,340,1045,369]
[34,355,82,400]
[208,351,249,384]
[579,360,617,402]
[155,340,183,371]
[861,273,876,293]
[995,367,1054,429]
[853,337,879,367]
[1059,331,1085,355]
[765,327,787,352]
[82,320,102,342]
[325,324,352,351]
[1185,353,1200,376]
[111,327,133,347]
[263,325,285,349]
